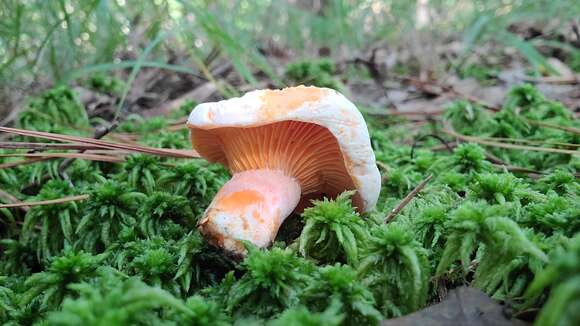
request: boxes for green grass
[2,0,578,93]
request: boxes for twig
[345,49,407,111]
[347,48,385,85]
[385,174,433,223]
[0,194,90,209]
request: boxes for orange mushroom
[187,85,381,256]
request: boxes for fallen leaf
[382,287,529,326]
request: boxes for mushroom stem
[198,169,301,256]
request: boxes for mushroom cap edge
[187,85,381,212]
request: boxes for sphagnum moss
[0,84,578,325]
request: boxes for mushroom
[187,85,381,256]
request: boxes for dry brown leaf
[382,287,528,326]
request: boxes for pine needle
[0,153,123,162]
[0,157,52,169]
[442,126,580,156]
[477,137,580,148]
[0,127,200,158]
[524,119,580,135]
[0,194,90,209]
[0,142,104,151]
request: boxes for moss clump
[87,73,125,96]
[16,86,89,135]
[0,83,578,325]
[457,64,499,85]
[285,59,340,89]
[299,191,367,265]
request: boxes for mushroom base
[198,169,301,256]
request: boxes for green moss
[16,86,89,135]
[359,223,430,317]
[285,59,340,89]
[443,84,578,171]
[301,264,382,325]
[21,180,82,261]
[75,181,145,251]
[569,51,580,72]
[268,301,343,326]
[224,246,315,318]
[20,250,105,310]
[525,235,580,326]
[457,64,499,85]
[1,83,578,325]
[298,191,367,265]
[87,73,125,96]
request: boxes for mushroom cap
[187,85,381,212]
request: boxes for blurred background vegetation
[1,2,579,325]
[1,0,579,100]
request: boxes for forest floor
[1,13,579,326]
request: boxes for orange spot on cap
[216,190,264,212]
[253,209,265,224]
[241,215,249,230]
[260,86,325,119]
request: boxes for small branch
[0,194,90,209]
[385,174,433,223]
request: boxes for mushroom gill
[190,120,362,210]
